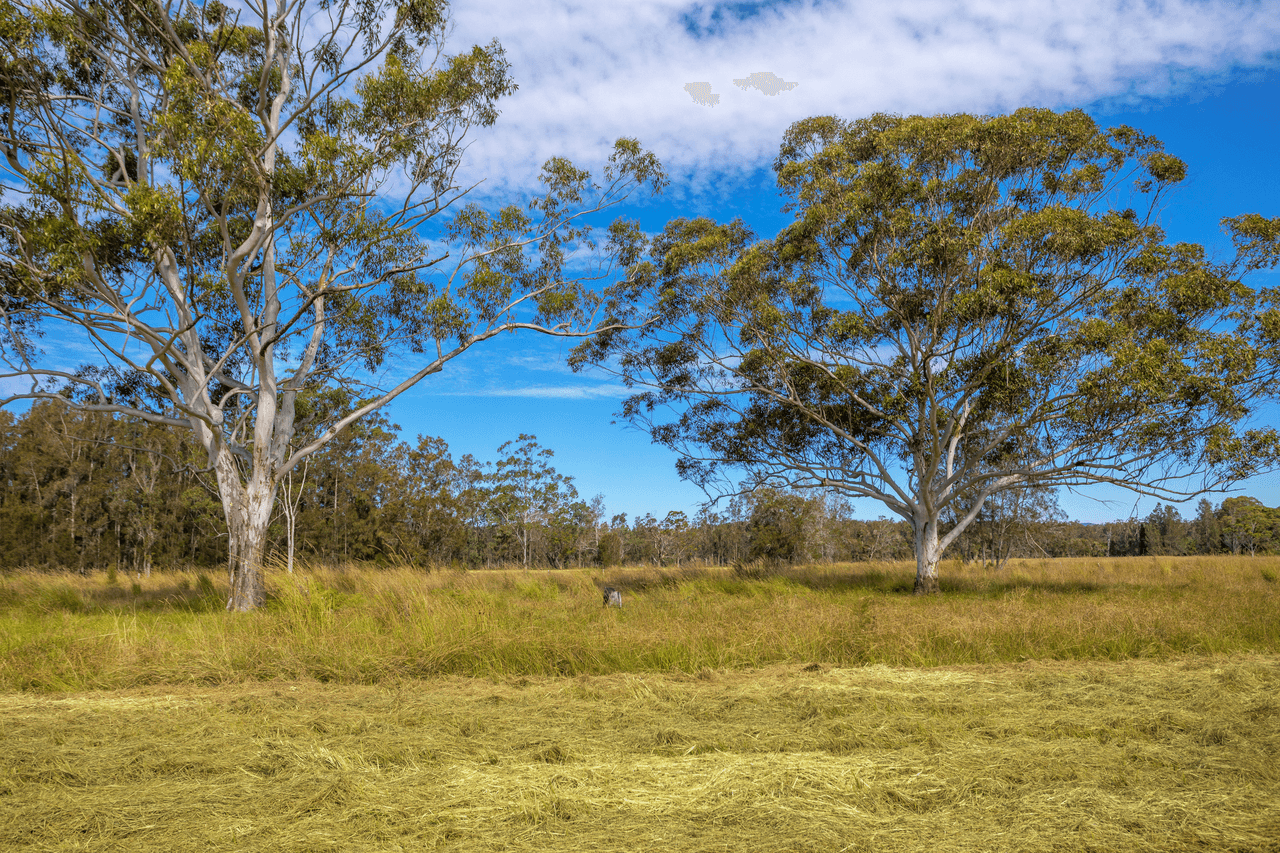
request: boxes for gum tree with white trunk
[0,0,663,609]
[576,109,1280,594]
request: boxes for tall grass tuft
[2,555,1279,691]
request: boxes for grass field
[2,557,1279,851]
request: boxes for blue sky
[379,0,1280,525]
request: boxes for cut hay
[2,657,1278,851]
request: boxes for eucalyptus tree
[0,0,663,608]
[578,109,1280,594]
[483,434,579,568]
[1192,498,1223,554]
[1219,496,1278,557]
[743,488,813,565]
[385,434,470,566]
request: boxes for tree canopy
[577,108,1280,593]
[0,0,662,608]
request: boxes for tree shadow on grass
[595,563,1116,598]
[779,565,1111,598]
[2,574,226,615]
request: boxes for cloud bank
[442,383,632,400]
[443,0,1280,197]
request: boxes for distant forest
[2,402,1277,574]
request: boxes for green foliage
[33,583,85,613]
[0,402,226,573]
[745,488,814,564]
[479,435,587,568]
[1219,496,1280,556]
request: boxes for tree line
[4,399,1277,576]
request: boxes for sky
[373,0,1280,525]
[5,0,1279,526]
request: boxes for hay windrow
[2,658,1278,852]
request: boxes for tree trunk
[140,499,155,579]
[216,447,278,612]
[226,492,274,611]
[285,506,296,574]
[70,490,83,576]
[994,524,1011,571]
[282,461,307,575]
[913,514,942,595]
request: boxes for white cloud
[440,0,1280,199]
[0,373,39,398]
[504,353,575,373]
[443,382,632,400]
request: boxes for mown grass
[1,555,1278,691]
[2,657,1277,852]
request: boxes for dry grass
[2,656,1277,852]
[2,555,1279,691]
[3,557,1278,850]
